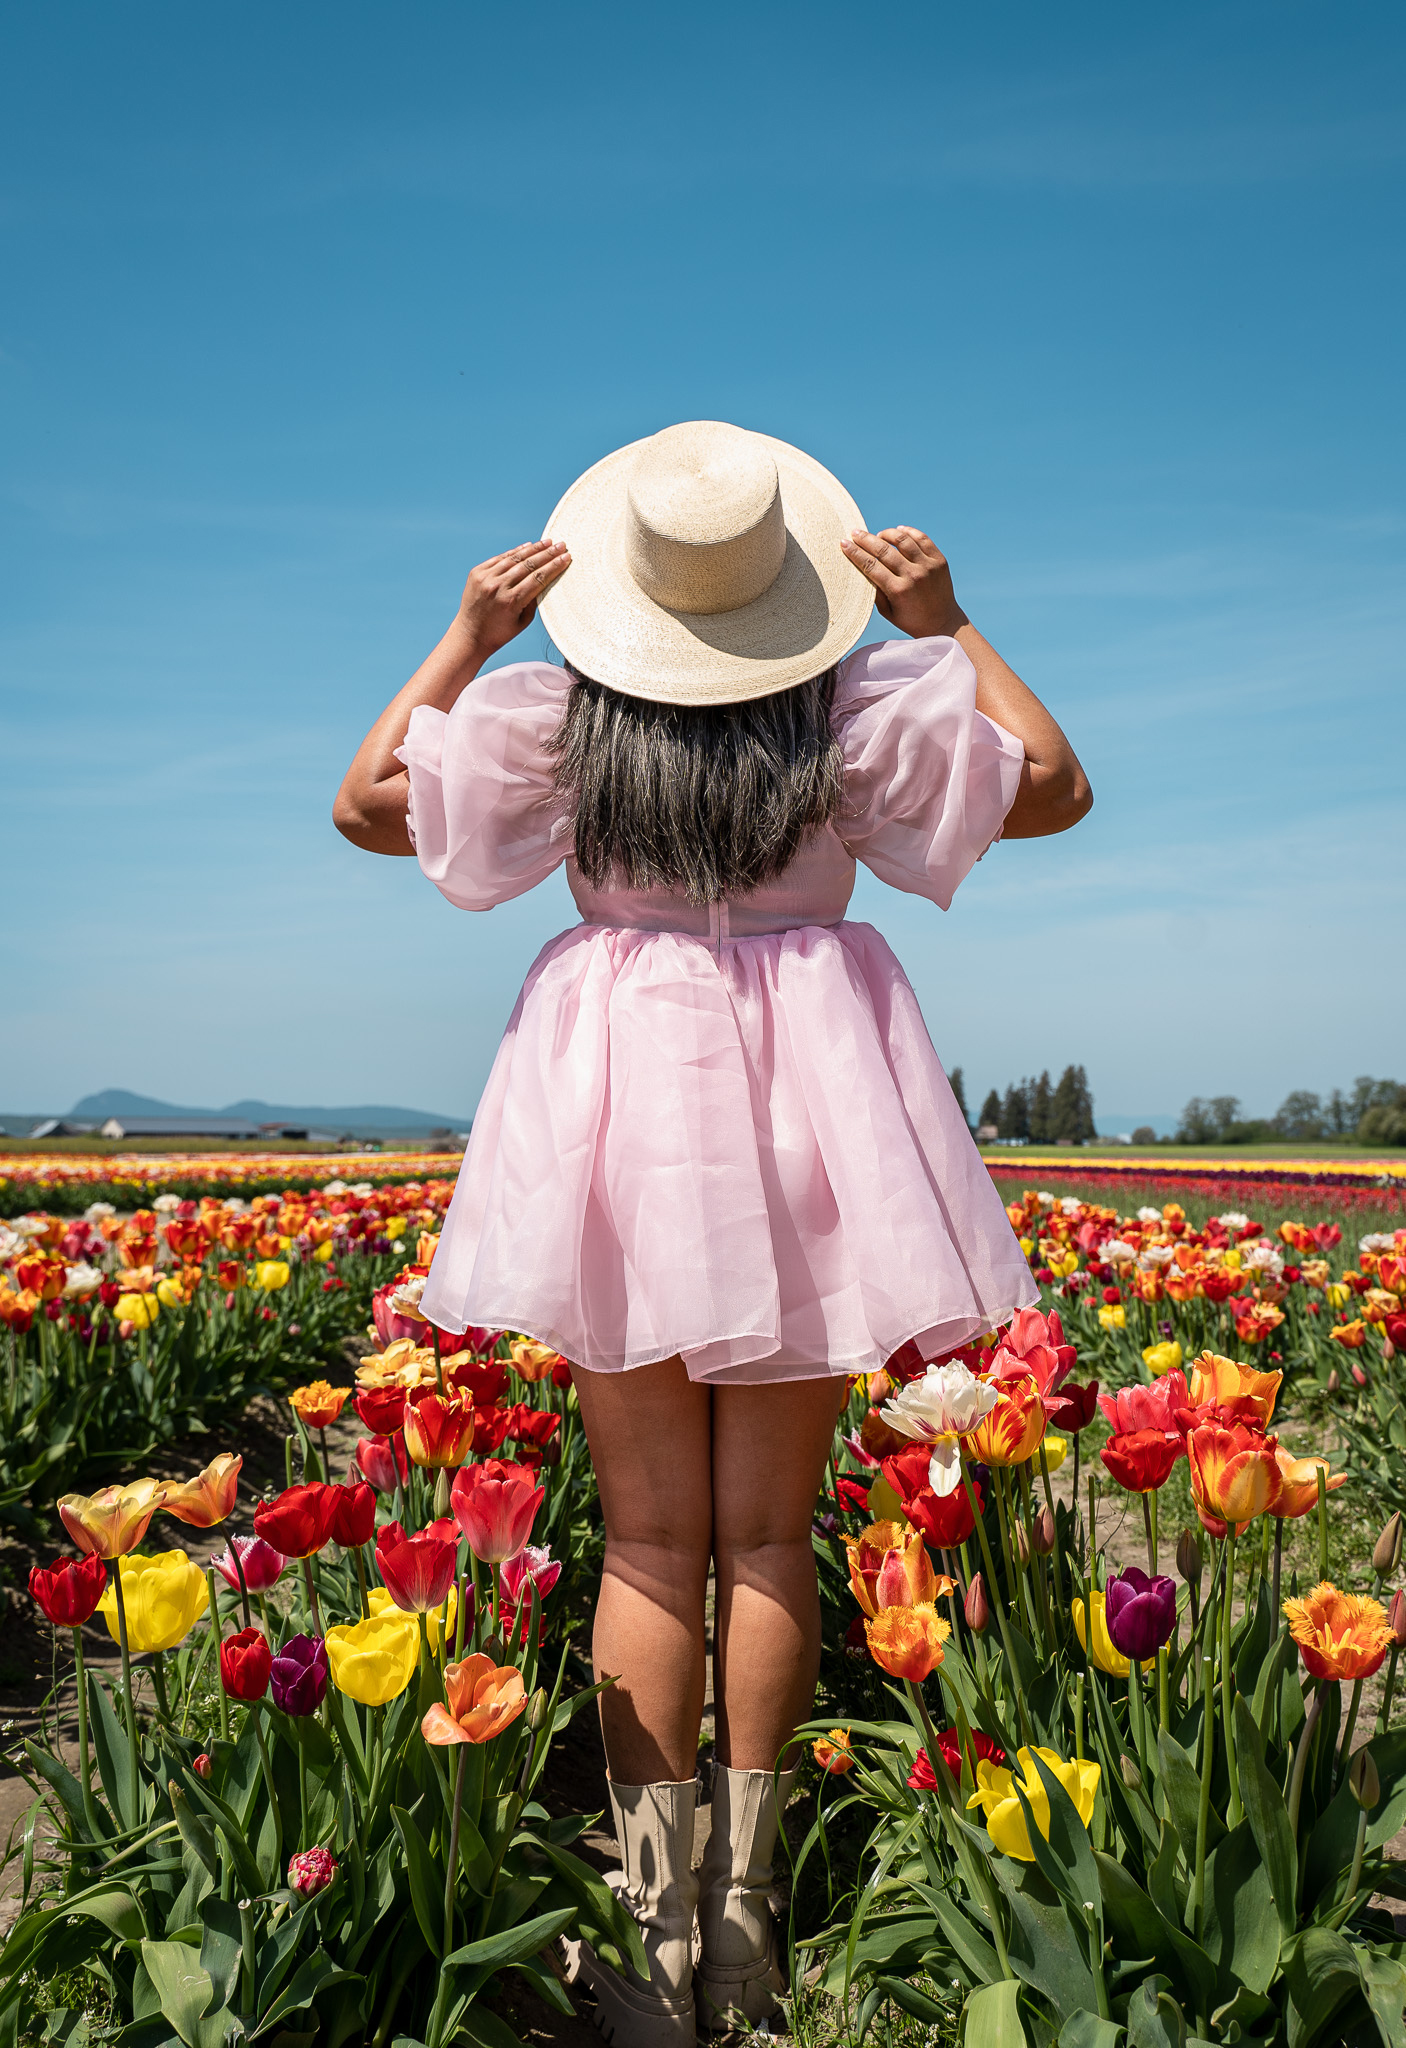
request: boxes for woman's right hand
[458,539,572,661]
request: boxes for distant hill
[69,1089,471,1132]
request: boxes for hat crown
[625,422,787,617]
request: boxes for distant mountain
[69,1089,471,1131]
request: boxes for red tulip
[353,1386,406,1437]
[445,1355,509,1406]
[220,1626,272,1701]
[327,1481,376,1549]
[193,1752,212,1778]
[355,1432,410,1494]
[376,1528,459,1614]
[29,1552,108,1627]
[504,1404,561,1451]
[253,1482,338,1559]
[1045,1379,1100,1433]
[1101,1429,1185,1494]
[288,1846,337,1898]
[470,1405,515,1455]
[450,1458,544,1563]
[879,1443,979,1549]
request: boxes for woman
[336,421,1090,2045]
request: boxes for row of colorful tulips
[983,1152,1406,1187]
[0,1182,455,1526]
[796,1302,1406,2044]
[0,1156,457,1218]
[3,1266,621,2048]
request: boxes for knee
[713,1527,816,1585]
[603,1524,712,1593]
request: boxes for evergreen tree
[949,1067,969,1125]
[1072,1064,1096,1142]
[1028,1069,1053,1143]
[998,1082,1030,1141]
[978,1089,1002,1130]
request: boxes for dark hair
[548,664,842,905]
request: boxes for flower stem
[230,1542,253,1631]
[71,1625,101,1838]
[960,1453,1032,1743]
[1192,1560,1217,1946]
[1317,1466,1330,1582]
[1375,1644,1400,1735]
[1142,1493,1155,1577]
[1037,1443,1067,1619]
[252,1706,283,1876]
[1273,1517,1285,1618]
[1337,1677,1365,1787]
[206,1568,231,1741]
[1222,1532,1241,1828]
[301,1555,323,1635]
[1287,1682,1325,1845]
[110,1559,140,1821]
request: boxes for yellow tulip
[966,1746,1101,1861]
[866,1473,905,1525]
[116,1293,160,1329]
[278,1236,293,1251]
[1098,1304,1127,1332]
[1042,1436,1068,1473]
[385,1217,408,1239]
[1072,1590,1151,1677]
[98,1551,209,1652]
[1222,1248,1243,1270]
[252,1261,291,1292]
[59,1478,168,1557]
[325,1611,419,1705]
[1018,1237,1035,1257]
[368,1583,460,1656]
[1142,1340,1184,1377]
[1325,1283,1350,1310]
[313,1241,334,1265]
[1049,1251,1079,1279]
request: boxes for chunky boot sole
[695,1928,787,2035]
[564,1934,697,2048]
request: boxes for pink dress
[399,635,1039,1383]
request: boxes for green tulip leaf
[1200,1824,1279,1995]
[1155,1729,1222,1864]
[87,1674,138,1834]
[989,1859,1098,2020]
[1125,1977,1187,2048]
[1094,1852,1217,2015]
[55,1885,147,1947]
[1280,1926,1364,2047]
[169,1789,220,1883]
[874,1974,951,2026]
[1233,1696,1296,1936]
[924,1889,1004,1988]
[22,1738,100,1843]
[391,1805,444,1958]
[1026,1749,1104,1934]
[139,1939,215,2048]
[254,1952,360,2039]
[1057,2015,1124,2047]
[196,1898,243,2016]
[1357,1951,1406,2048]
[962,1978,1026,2047]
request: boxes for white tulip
[879,1363,1002,1497]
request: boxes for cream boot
[695,1766,800,2034]
[565,1778,699,2048]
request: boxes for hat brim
[537,427,874,706]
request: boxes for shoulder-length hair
[548,664,842,906]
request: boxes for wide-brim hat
[537,420,873,706]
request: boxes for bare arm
[839,527,1092,839]
[332,538,572,854]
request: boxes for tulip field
[6,1178,1406,2044]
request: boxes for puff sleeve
[395,661,573,912]
[833,637,1025,910]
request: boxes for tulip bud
[1015,1522,1031,1567]
[1389,1589,1406,1647]
[963,1573,990,1634]
[1119,1753,1143,1793]
[1353,1363,1369,1388]
[1176,1529,1203,1592]
[481,1633,505,1663]
[527,1686,549,1732]
[1032,1505,1056,1556]
[1349,1748,1380,1812]
[543,1437,562,1468]
[193,1752,212,1779]
[287,1845,337,1899]
[1326,1368,1340,1393]
[1374,1514,1404,1579]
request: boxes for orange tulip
[1328,1321,1368,1350]
[966,1374,1046,1468]
[1233,1301,1285,1345]
[160,1453,243,1528]
[289,1381,352,1429]
[1187,1423,1282,1527]
[1271,1448,1349,1519]
[15,1253,66,1302]
[417,1231,441,1266]
[1188,1352,1281,1426]
[865,1604,950,1681]
[421,1654,528,1744]
[813,1729,855,1775]
[1284,1582,1394,1681]
[1379,1255,1406,1296]
[402,1390,478,1468]
[845,1522,906,1617]
[58,1478,168,1558]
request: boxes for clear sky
[3,2,1402,1129]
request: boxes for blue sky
[2,1,1402,1129]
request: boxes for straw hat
[537,421,873,706]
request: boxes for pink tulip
[499,1543,561,1606]
[212,1534,287,1593]
[1098,1371,1189,1438]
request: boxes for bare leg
[711,1376,848,1771]
[572,1356,713,1784]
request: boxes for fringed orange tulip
[289,1382,352,1429]
[421,1654,527,1744]
[845,1521,907,1617]
[1284,1582,1394,1681]
[1187,1423,1282,1526]
[1271,1449,1349,1519]
[865,1603,950,1681]
[1188,1352,1281,1426]
[966,1374,1046,1468]
[160,1453,242,1528]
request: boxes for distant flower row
[0,1150,460,1216]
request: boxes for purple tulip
[270,1633,329,1716]
[1104,1567,1177,1661]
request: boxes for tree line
[946,1066,1096,1144]
[1174,1076,1405,1148]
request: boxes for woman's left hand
[840,528,967,640]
